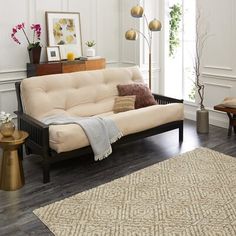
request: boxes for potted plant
[85,40,96,57]
[169,3,182,57]
[194,13,209,133]
[11,23,42,64]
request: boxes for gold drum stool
[0,130,28,191]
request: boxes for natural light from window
[164,0,196,102]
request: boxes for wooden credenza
[26,58,106,77]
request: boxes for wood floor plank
[0,119,235,235]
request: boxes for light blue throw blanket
[40,115,123,161]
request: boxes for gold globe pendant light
[125,30,137,41]
[149,19,162,31]
[131,5,144,18]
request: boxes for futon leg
[179,125,183,142]
[227,112,233,136]
[43,161,50,183]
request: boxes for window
[164,0,196,102]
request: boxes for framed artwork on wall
[46,46,61,62]
[46,11,83,60]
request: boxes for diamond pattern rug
[33,148,236,235]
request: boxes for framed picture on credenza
[45,11,83,60]
[46,46,61,62]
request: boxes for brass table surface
[0,130,28,145]
[0,130,29,191]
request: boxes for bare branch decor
[194,11,208,110]
[194,10,210,134]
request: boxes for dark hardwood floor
[0,119,236,235]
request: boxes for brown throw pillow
[117,83,157,109]
[113,96,136,113]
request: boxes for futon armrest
[15,111,48,129]
[153,93,183,104]
[15,111,50,151]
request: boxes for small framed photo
[47,46,61,62]
[45,11,83,60]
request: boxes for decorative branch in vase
[194,12,209,133]
[11,23,42,64]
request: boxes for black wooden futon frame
[15,82,184,183]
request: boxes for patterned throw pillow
[117,83,157,109]
[113,96,136,113]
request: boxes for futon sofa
[15,66,184,183]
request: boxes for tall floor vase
[196,109,209,133]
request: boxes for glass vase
[0,121,15,137]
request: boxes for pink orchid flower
[11,22,41,47]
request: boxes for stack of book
[79,56,102,61]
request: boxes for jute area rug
[34,148,236,235]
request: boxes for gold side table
[0,130,28,191]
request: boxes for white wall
[0,0,120,118]
[184,0,236,128]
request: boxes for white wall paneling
[0,89,17,115]
[0,0,122,69]
[201,0,235,75]
[0,0,29,72]
[185,70,236,128]
[203,82,232,108]
[68,0,96,56]
[202,72,236,81]
[183,0,236,128]
[0,0,122,116]
[204,66,232,72]
[0,82,20,120]
[96,0,120,64]
[119,0,140,66]
[34,0,63,62]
